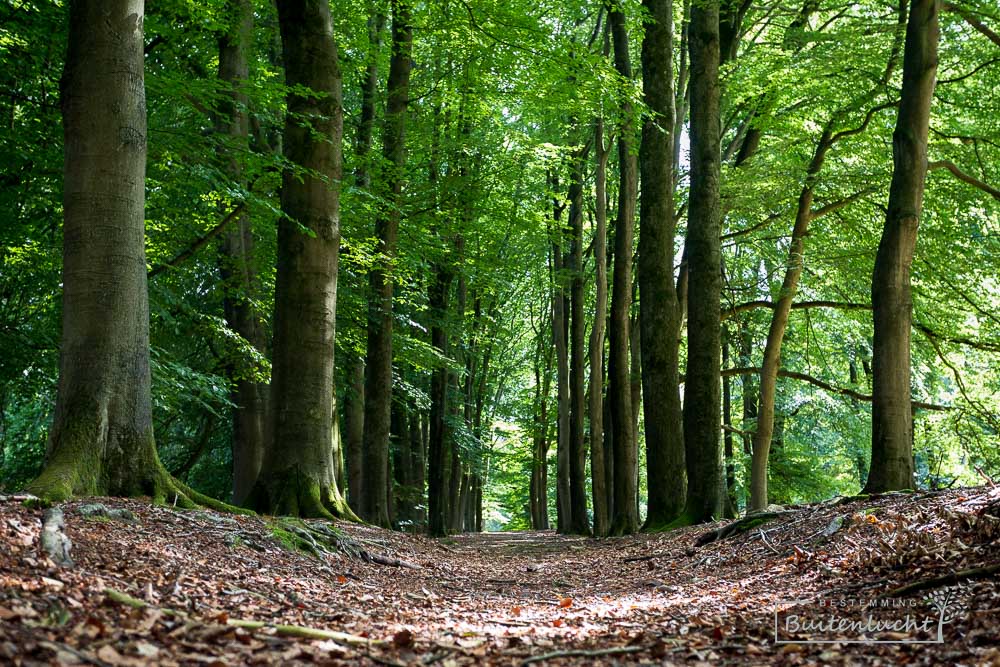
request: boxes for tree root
[883,563,1000,598]
[270,518,421,569]
[104,588,386,648]
[695,510,797,547]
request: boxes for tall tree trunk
[250,0,354,519]
[29,0,168,502]
[551,190,572,533]
[868,0,937,493]
[344,359,365,511]
[682,0,724,524]
[408,398,426,530]
[588,120,611,536]
[568,154,591,535]
[722,327,738,518]
[607,0,639,536]
[639,0,685,530]
[427,265,453,536]
[449,258,467,533]
[748,129,832,511]
[214,0,267,506]
[362,0,413,527]
[344,4,386,513]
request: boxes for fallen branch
[38,641,112,667]
[104,588,386,648]
[227,619,388,647]
[520,645,648,665]
[883,563,1000,598]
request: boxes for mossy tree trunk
[249,0,355,520]
[28,0,168,503]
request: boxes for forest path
[1,488,998,665]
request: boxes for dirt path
[1,488,998,665]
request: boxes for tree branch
[718,367,949,412]
[809,187,877,220]
[928,160,1000,201]
[148,203,246,278]
[721,300,871,321]
[945,2,1000,47]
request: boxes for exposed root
[269,517,421,569]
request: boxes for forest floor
[1,486,999,666]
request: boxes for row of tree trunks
[343,5,386,515]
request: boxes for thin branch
[945,2,1000,47]
[928,160,1000,201]
[721,300,871,321]
[830,101,899,144]
[809,187,877,220]
[718,367,949,412]
[937,56,1000,85]
[148,203,246,278]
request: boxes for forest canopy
[1,0,998,533]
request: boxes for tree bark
[639,0,686,530]
[249,0,354,519]
[588,120,611,536]
[362,0,413,527]
[427,265,453,536]
[29,0,168,502]
[682,0,724,524]
[607,0,639,536]
[748,128,832,511]
[344,3,385,514]
[214,0,267,507]
[551,186,572,533]
[868,0,938,493]
[567,153,591,535]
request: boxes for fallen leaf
[392,628,414,648]
[558,597,572,608]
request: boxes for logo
[774,585,968,644]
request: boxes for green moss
[266,519,315,555]
[21,497,51,510]
[250,465,358,521]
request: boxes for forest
[1,0,999,664]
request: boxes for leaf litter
[1,486,998,665]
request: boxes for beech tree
[248,0,354,519]
[868,0,939,493]
[639,0,686,529]
[24,0,218,507]
[361,0,413,528]
[682,0,725,524]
